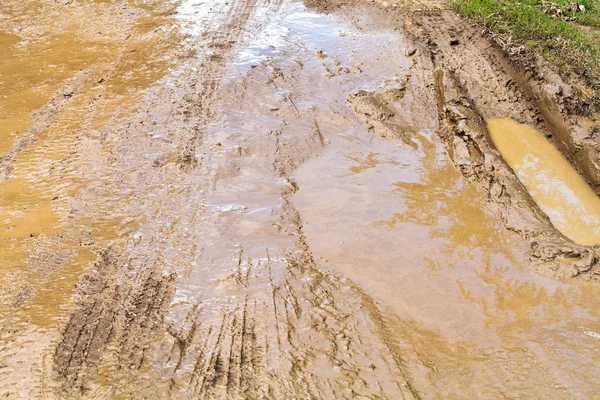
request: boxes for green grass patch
[453,0,600,93]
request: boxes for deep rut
[400,8,600,281]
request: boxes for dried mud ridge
[411,7,600,193]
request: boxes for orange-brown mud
[1,0,600,398]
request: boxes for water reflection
[378,133,521,277]
[345,152,400,174]
[369,128,600,394]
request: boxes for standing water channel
[1,0,600,398]
[488,118,600,246]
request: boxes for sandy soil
[1,0,600,398]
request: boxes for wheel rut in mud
[398,7,600,281]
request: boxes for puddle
[488,118,600,246]
[293,115,600,397]
[0,30,101,153]
[293,125,525,336]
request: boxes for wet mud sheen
[1,0,600,398]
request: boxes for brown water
[291,109,600,397]
[488,118,600,246]
[2,0,600,398]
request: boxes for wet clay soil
[1,0,600,398]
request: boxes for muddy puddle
[2,0,600,398]
[488,118,600,246]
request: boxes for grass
[453,0,600,95]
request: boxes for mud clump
[348,90,396,120]
[348,83,418,147]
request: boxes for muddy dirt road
[2,0,600,398]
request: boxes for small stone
[450,39,460,46]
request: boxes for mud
[1,0,600,398]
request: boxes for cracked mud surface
[1,0,600,398]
